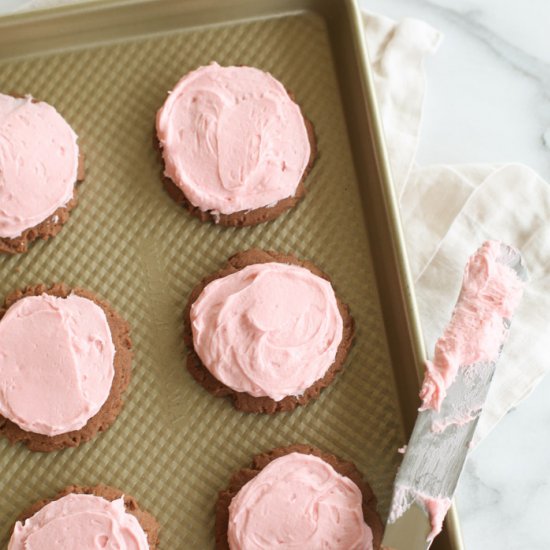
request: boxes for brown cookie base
[216,444,383,550]
[0,94,85,254]
[15,484,160,548]
[158,96,317,227]
[185,249,355,413]
[0,283,132,452]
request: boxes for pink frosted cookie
[0,284,132,452]
[0,94,84,254]
[10,485,159,549]
[156,63,316,226]
[185,249,354,413]
[216,445,383,550]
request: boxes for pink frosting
[156,63,311,215]
[424,496,452,542]
[420,240,525,411]
[191,262,343,401]
[9,493,149,550]
[0,294,115,436]
[0,93,78,238]
[228,453,373,550]
[389,487,451,543]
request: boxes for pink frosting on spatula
[420,240,525,411]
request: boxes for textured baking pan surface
[0,3,409,547]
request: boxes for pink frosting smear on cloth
[156,63,311,215]
[0,294,115,436]
[0,93,79,239]
[9,493,149,550]
[228,453,373,550]
[419,240,525,411]
[191,262,343,401]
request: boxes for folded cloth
[363,12,550,445]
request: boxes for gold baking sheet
[0,1,459,547]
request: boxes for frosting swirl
[228,453,373,550]
[191,262,343,401]
[0,294,115,436]
[156,63,311,215]
[0,94,78,238]
[9,494,149,550]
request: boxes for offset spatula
[383,242,527,550]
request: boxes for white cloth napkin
[363,12,550,445]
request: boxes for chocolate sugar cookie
[0,283,132,452]
[0,93,85,254]
[156,63,317,226]
[9,484,159,549]
[185,249,354,413]
[216,444,383,550]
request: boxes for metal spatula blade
[383,242,527,550]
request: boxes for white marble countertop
[358,1,550,548]
[1,1,549,548]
